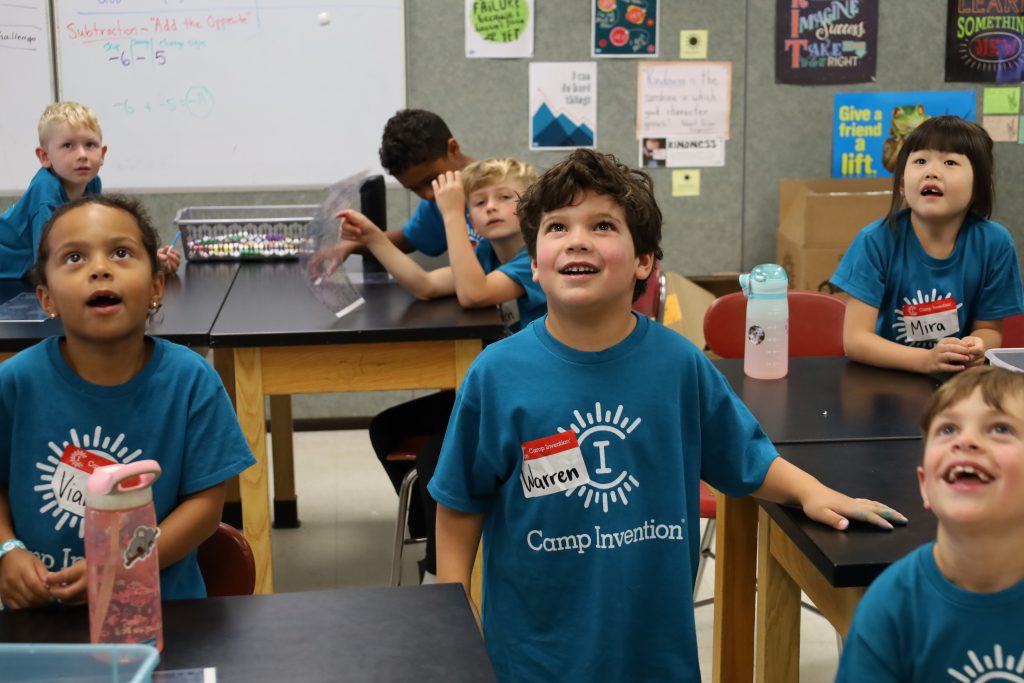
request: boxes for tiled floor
[270,430,843,682]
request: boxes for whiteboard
[0,0,54,193]
[54,0,405,191]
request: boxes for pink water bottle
[85,460,163,651]
[740,264,789,380]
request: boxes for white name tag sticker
[902,297,960,342]
[520,431,591,499]
[499,300,521,328]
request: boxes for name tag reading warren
[520,431,591,499]
[902,297,960,343]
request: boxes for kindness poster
[529,62,597,150]
[832,91,975,178]
[465,0,534,58]
[592,0,659,57]
[946,0,1024,82]
[776,0,878,84]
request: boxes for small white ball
[318,12,330,26]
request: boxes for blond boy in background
[0,102,179,279]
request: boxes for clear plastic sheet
[300,173,368,318]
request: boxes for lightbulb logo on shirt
[892,288,962,347]
[558,402,641,513]
[946,644,1024,682]
[35,426,142,538]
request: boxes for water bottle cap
[741,263,788,298]
[86,460,162,511]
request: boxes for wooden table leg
[712,494,758,683]
[756,508,800,683]
[768,520,865,640]
[234,348,274,594]
[269,395,299,528]
[213,348,243,527]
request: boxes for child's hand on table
[801,490,908,531]
[46,559,88,605]
[924,337,973,373]
[0,548,51,608]
[962,335,987,367]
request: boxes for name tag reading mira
[520,431,591,499]
[902,297,960,343]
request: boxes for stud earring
[149,301,162,313]
[48,312,57,320]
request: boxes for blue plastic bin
[0,643,160,682]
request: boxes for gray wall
[5,0,1023,418]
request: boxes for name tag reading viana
[520,431,591,499]
[902,297,960,342]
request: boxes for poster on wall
[832,91,976,178]
[592,0,659,58]
[945,0,1024,82]
[636,61,732,139]
[775,0,878,84]
[465,0,534,58]
[639,136,725,168]
[529,62,597,150]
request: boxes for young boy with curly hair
[429,149,906,682]
[837,366,1024,682]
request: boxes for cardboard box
[776,233,847,292]
[777,178,891,290]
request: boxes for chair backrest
[1003,313,1024,347]
[197,522,256,597]
[632,260,665,321]
[703,290,847,359]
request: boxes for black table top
[0,279,62,352]
[0,262,239,351]
[210,261,505,347]
[714,356,942,445]
[760,440,936,588]
[149,262,240,347]
[0,584,497,683]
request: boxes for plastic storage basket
[0,643,160,682]
[174,205,319,261]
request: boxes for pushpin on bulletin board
[679,30,708,59]
[672,170,701,197]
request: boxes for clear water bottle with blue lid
[739,264,789,379]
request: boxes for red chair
[1002,313,1024,347]
[197,522,256,597]
[702,289,847,359]
[694,289,847,605]
[632,260,666,321]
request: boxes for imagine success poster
[776,0,878,84]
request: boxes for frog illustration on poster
[831,90,976,178]
[592,0,659,57]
